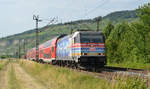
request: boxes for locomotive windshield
[80,33,104,43]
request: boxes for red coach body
[38,37,58,63]
[27,37,59,63]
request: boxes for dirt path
[0,61,48,89]
[0,64,10,89]
[13,63,46,89]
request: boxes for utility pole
[64,21,75,34]
[18,39,21,59]
[70,21,73,34]
[96,16,102,31]
[33,15,42,61]
[23,39,26,56]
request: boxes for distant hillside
[103,10,137,23]
[0,10,138,56]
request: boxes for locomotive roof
[76,29,103,32]
[74,31,103,35]
[78,31,103,33]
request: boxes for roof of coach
[27,34,67,52]
[57,35,70,42]
[40,34,67,48]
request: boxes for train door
[71,36,75,57]
[51,46,55,59]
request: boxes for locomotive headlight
[102,53,105,56]
[99,53,105,56]
[84,53,87,55]
[82,53,87,55]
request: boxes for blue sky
[0,0,149,38]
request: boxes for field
[0,59,149,89]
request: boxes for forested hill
[103,10,137,23]
[0,10,137,56]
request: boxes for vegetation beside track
[108,62,150,70]
[19,60,149,89]
[103,3,150,68]
[0,59,10,70]
[8,63,21,89]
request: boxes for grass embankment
[19,60,149,89]
[108,62,150,70]
[0,59,10,70]
[8,63,21,89]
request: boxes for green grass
[19,60,106,89]
[8,64,21,89]
[0,60,10,70]
[108,61,150,70]
[19,60,149,89]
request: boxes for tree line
[103,3,150,64]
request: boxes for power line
[38,17,59,33]
[83,0,110,18]
[75,0,110,30]
[46,17,58,26]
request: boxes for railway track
[30,60,150,86]
[73,66,150,84]
[73,66,150,87]
[103,66,150,78]
[95,66,149,78]
[23,59,150,87]
[38,60,150,79]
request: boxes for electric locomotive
[55,30,106,69]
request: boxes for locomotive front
[71,31,106,69]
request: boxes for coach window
[74,37,80,43]
[52,47,54,52]
[49,52,51,58]
[74,37,76,43]
[40,50,42,54]
[44,54,50,58]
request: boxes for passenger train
[26,30,106,69]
